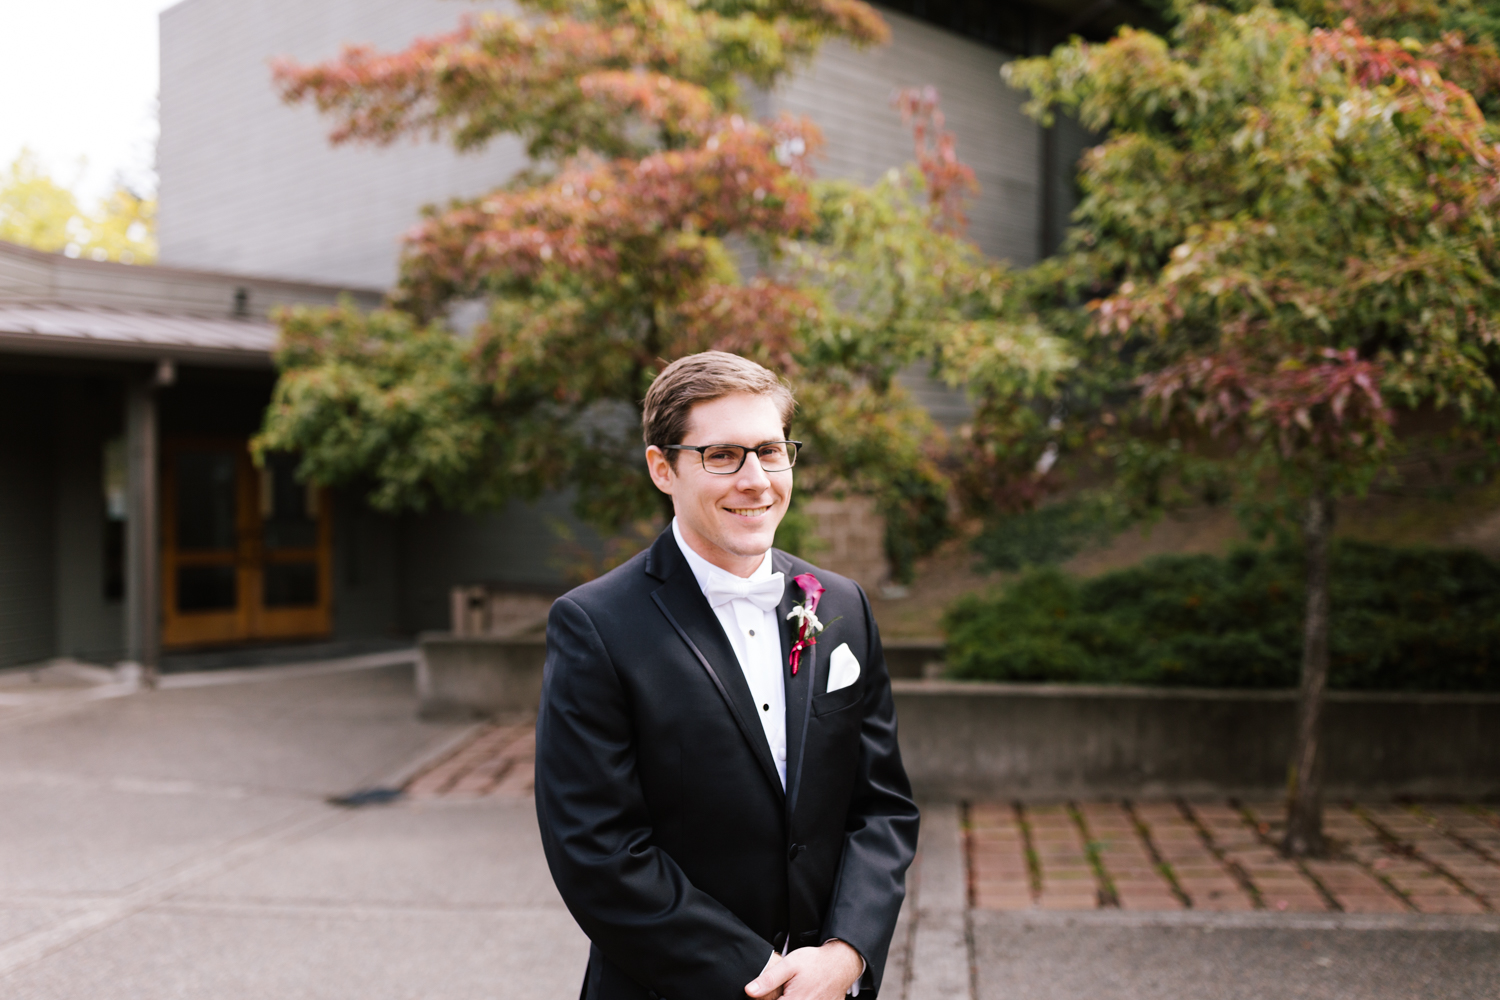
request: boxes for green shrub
[942,542,1500,691]
[969,498,1118,572]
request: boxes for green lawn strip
[1180,799,1264,910]
[1405,803,1500,868]
[1355,804,1493,911]
[1231,799,1343,912]
[1013,802,1044,904]
[1124,799,1191,908]
[1067,802,1119,908]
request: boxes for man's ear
[645,445,675,496]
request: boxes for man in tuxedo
[535,352,919,1000]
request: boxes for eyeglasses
[662,440,802,475]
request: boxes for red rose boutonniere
[786,573,827,675]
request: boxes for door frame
[160,437,333,649]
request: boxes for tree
[260,0,1037,581]
[0,149,156,264]
[1283,0,1500,113]
[975,4,1500,855]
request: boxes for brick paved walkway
[404,721,535,799]
[970,799,1499,915]
[407,722,1499,917]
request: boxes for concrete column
[124,377,160,684]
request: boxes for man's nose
[736,451,773,490]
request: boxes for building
[0,0,1125,670]
[0,243,596,669]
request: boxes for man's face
[646,392,792,576]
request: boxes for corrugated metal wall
[770,8,1038,264]
[0,373,58,668]
[158,0,530,288]
[159,0,1037,285]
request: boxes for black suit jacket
[535,528,919,1000]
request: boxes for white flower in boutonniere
[787,572,827,676]
[787,603,823,636]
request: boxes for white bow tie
[704,570,786,612]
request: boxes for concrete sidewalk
[899,804,1499,1000]
[1,659,1495,999]
[0,655,587,999]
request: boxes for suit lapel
[648,532,786,802]
[778,551,815,818]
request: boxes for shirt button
[748,629,755,636]
[762,703,770,712]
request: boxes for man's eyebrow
[693,439,783,448]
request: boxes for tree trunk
[1283,491,1333,858]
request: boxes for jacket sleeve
[820,585,921,996]
[535,595,773,999]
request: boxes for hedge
[943,542,1500,691]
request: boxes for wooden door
[161,440,332,649]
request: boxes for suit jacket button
[788,843,803,861]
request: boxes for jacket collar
[647,528,787,802]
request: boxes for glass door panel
[161,441,333,648]
[161,442,250,646]
[252,452,331,636]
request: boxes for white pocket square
[827,642,861,693]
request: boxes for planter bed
[893,679,1500,801]
[417,632,1500,800]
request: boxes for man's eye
[759,445,787,460]
[705,448,739,463]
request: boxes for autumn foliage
[981,3,1500,855]
[260,0,992,580]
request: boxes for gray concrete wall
[0,373,58,668]
[402,643,1500,801]
[893,680,1500,801]
[416,633,546,719]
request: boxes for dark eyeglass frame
[661,440,802,475]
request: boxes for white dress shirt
[671,518,788,788]
[668,521,865,994]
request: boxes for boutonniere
[787,573,830,675]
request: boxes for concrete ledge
[883,639,944,679]
[413,636,1500,799]
[893,680,1500,800]
[416,633,546,720]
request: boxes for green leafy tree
[0,149,156,263]
[1289,1,1500,113]
[972,4,1500,855]
[259,1,1045,581]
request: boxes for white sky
[0,0,181,205]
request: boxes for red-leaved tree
[259,1,1019,581]
[986,4,1500,854]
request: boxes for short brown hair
[642,352,795,463]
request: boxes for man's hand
[749,952,785,1000]
[745,940,863,1000]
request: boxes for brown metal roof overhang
[0,301,277,369]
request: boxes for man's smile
[725,505,771,518]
